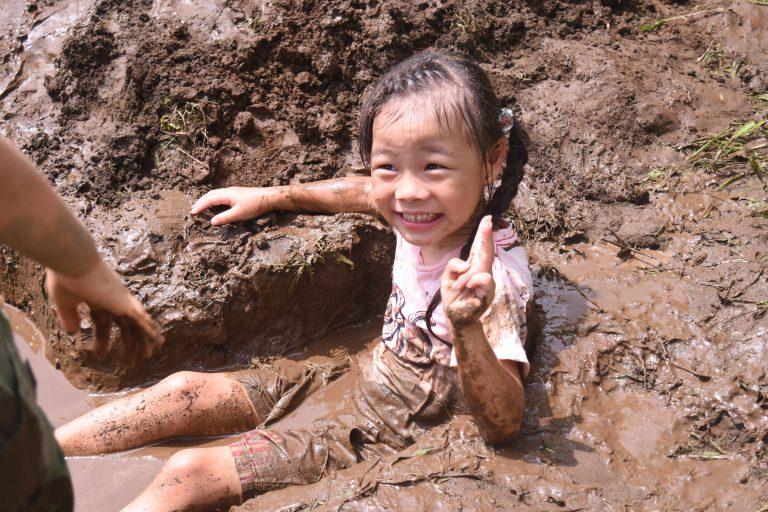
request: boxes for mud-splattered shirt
[368,225,533,406]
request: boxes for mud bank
[2,192,393,389]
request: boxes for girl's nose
[394,172,429,202]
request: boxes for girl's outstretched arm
[440,216,525,444]
[190,177,376,225]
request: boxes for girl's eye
[425,163,445,171]
[376,164,396,172]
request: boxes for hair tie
[499,108,515,133]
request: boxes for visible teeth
[402,213,439,223]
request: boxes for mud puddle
[6,227,766,511]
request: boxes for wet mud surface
[1,0,767,510]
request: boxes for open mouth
[400,212,440,223]
[397,212,444,229]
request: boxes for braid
[424,123,527,343]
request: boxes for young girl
[54,51,532,511]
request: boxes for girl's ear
[488,136,508,183]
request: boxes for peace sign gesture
[441,215,496,329]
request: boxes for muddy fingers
[128,300,164,358]
[90,310,113,359]
[117,316,141,367]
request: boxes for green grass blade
[717,173,746,191]
[730,120,764,141]
[689,127,729,158]
[638,20,667,32]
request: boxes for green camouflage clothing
[0,310,73,512]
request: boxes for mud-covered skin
[191,178,376,226]
[451,322,524,444]
[55,371,260,455]
[440,217,525,445]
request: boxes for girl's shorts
[225,358,418,500]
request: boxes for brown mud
[1,0,767,510]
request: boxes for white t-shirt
[369,224,533,398]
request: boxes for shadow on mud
[498,265,595,466]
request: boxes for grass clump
[159,99,212,146]
[638,8,725,33]
[282,235,356,295]
[452,7,489,45]
[696,41,750,81]
[156,99,216,169]
[683,118,767,190]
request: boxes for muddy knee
[158,371,208,397]
[155,447,240,508]
[162,448,211,483]
[157,371,257,433]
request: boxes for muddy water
[3,304,161,511]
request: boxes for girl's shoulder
[490,224,533,297]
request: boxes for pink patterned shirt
[368,225,533,399]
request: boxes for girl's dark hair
[358,50,528,342]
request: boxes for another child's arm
[0,137,163,358]
[190,177,376,225]
[440,216,525,444]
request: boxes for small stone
[233,111,255,137]
[295,71,313,87]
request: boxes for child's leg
[120,446,240,512]
[55,371,260,455]
[120,427,358,512]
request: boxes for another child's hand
[441,215,496,330]
[45,262,164,360]
[190,186,282,226]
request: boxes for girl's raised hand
[441,215,496,329]
[190,186,283,226]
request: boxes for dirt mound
[1,0,768,509]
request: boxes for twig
[356,457,381,487]
[671,362,711,381]
[176,146,206,167]
[603,237,683,276]
[727,265,766,301]
[607,365,645,383]
[546,265,604,312]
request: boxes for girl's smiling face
[370,93,506,264]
